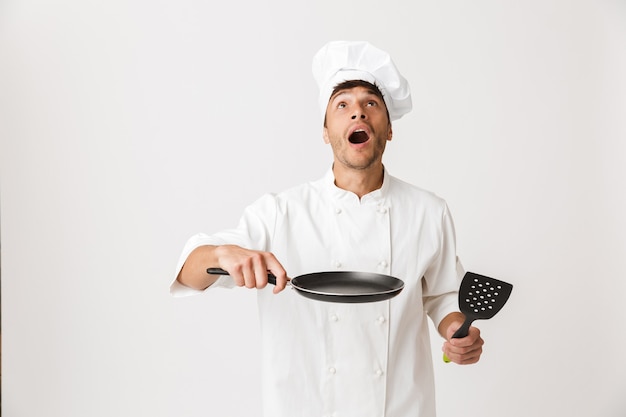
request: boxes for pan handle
[206,267,277,286]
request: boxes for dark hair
[324,80,390,126]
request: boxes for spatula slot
[460,272,514,318]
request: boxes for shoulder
[386,174,448,210]
[275,174,327,205]
[247,175,325,214]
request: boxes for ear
[323,127,330,144]
[387,125,393,142]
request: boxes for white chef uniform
[171,167,463,417]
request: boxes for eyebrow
[330,89,381,102]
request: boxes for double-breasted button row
[325,366,385,377]
[328,314,387,324]
[333,205,388,214]
[330,260,389,270]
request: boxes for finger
[224,262,245,287]
[254,257,269,289]
[442,346,481,365]
[444,339,484,364]
[445,320,464,340]
[242,262,257,288]
[263,254,288,293]
[449,326,482,347]
[272,273,289,294]
[230,269,245,287]
[449,337,484,355]
[457,345,483,364]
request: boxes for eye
[366,100,377,107]
[337,102,346,109]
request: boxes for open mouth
[349,130,370,144]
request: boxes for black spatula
[443,271,513,362]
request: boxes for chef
[172,40,484,417]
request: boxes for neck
[332,163,384,199]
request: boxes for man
[172,40,484,417]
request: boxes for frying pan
[443,271,513,362]
[207,268,404,303]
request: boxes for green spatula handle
[443,318,474,363]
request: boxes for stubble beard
[333,138,386,171]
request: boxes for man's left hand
[442,321,484,365]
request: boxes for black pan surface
[291,271,404,303]
[207,268,404,303]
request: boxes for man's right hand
[177,244,289,293]
[213,245,288,293]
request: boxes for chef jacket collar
[324,166,390,204]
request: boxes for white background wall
[1,0,625,416]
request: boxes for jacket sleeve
[169,193,279,297]
[421,203,464,328]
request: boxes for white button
[379,260,388,268]
[333,261,342,268]
[378,206,388,214]
[328,367,336,374]
[330,314,338,322]
[375,369,384,377]
[377,316,386,324]
[335,208,342,214]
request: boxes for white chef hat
[312,40,412,121]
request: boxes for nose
[351,110,366,120]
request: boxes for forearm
[176,245,220,290]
